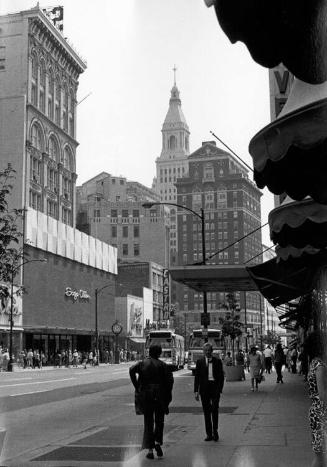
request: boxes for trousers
[142,402,165,449]
[201,381,220,436]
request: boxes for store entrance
[76,335,91,353]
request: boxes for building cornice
[27,9,86,77]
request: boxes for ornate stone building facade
[0,6,86,225]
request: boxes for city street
[0,364,313,466]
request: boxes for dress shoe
[213,432,219,442]
[154,444,163,457]
[204,435,213,441]
[146,451,154,459]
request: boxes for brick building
[173,140,263,336]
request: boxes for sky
[2,0,274,244]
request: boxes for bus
[145,330,185,371]
[187,328,224,374]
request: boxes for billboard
[127,296,144,337]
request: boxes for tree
[262,330,280,347]
[219,292,243,364]
[0,167,24,312]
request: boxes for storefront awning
[249,90,327,204]
[246,251,327,307]
[129,337,146,344]
[269,197,327,249]
[169,264,258,293]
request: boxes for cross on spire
[173,64,177,86]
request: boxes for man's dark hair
[149,344,162,358]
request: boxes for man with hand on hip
[194,342,225,442]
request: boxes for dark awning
[249,97,327,204]
[269,197,327,249]
[246,252,326,307]
[169,264,258,293]
[210,1,327,84]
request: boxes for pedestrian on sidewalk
[27,349,33,368]
[194,342,224,442]
[263,345,273,374]
[274,343,285,384]
[72,349,79,367]
[129,343,174,460]
[298,344,309,382]
[304,331,327,467]
[291,347,298,373]
[82,351,88,369]
[248,346,264,391]
[236,350,246,380]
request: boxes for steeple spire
[159,69,190,160]
[173,64,177,86]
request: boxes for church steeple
[160,66,190,160]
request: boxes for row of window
[111,225,139,238]
[29,190,72,225]
[31,158,72,199]
[109,209,139,218]
[30,52,75,137]
[112,244,140,256]
[30,122,74,170]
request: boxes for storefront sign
[163,269,170,320]
[65,287,90,301]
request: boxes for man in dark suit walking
[194,342,224,441]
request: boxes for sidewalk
[126,369,313,467]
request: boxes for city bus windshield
[189,334,222,349]
[146,337,173,349]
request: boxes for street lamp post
[94,283,113,365]
[259,294,263,351]
[243,291,248,353]
[142,202,208,339]
[8,258,47,372]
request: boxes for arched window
[48,70,54,119]
[30,123,43,150]
[55,76,61,125]
[169,135,177,150]
[68,89,75,137]
[49,135,59,161]
[39,60,46,113]
[62,146,73,171]
[31,54,38,106]
[62,84,68,131]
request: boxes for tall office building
[174,141,263,335]
[154,72,190,263]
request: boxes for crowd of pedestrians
[0,346,143,371]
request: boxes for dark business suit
[194,356,224,437]
[130,357,174,449]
